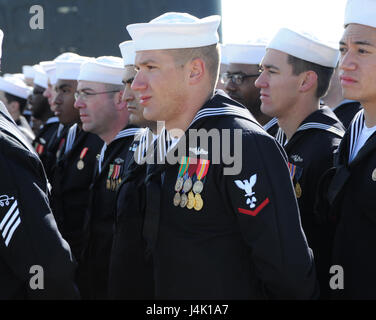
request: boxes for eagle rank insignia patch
[234,174,270,216]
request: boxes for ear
[299,70,318,93]
[188,58,205,85]
[113,91,127,111]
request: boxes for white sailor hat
[126,12,221,51]
[34,61,55,88]
[4,73,25,81]
[45,66,57,86]
[55,54,93,81]
[0,29,3,59]
[344,0,376,29]
[78,56,124,85]
[47,52,79,85]
[267,28,339,68]
[224,42,266,65]
[0,74,32,99]
[22,65,35,80]
[119,40,136,66]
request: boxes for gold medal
[295,182,302,198]
[180,193,188,208]
[77,159,84,170]
[77,147,89,170]
[187,192,195,209]
[186,196,195,209]
[175,177,184,192]
[372,169,376,181]
[173,192,181,206]
[193,180,204,194]
[183,177,193,193]
[194,193,203,211]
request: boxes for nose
[225,79,236,93]
[74,95,85,109]
[52,92,62,106]
[131,72,147,92]
[339,49,356,72]
[254,72,267,89]
[43,87,50,98]
[122,84,135,104]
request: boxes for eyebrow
[78,87,95,92]
[263,64,280,70]
[136,59,158,66]
[340,40,375,47]
[57,84,72,90]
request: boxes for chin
[342,89,360,102]
[82,123,92,132]
[143,111,157,122]
[260,104,275,118]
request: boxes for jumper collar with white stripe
[276,106,345,147]
[64,123,78,154]
[152,92,259,161]
[57,123,65,138]
[45,116,59,125]
[332,99,359,112]
[133,127,159,165]
[348,109,365,163]
[188,92,258,129]
[98,126,145,174]
[263,117,278,131]
[0,112,37,156]
[38,116,59,131]
[133,92,260,165]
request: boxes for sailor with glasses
[75,56,144,299]
[221,42,272,127]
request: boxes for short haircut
[287,54,335,98]
[103,83,123,97]
[167,43,220,92]
[4,92,27,113]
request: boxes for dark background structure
[0,0,222,73]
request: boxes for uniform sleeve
[0,138,79,299]
[222,130,318,299]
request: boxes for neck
[101,121,128,145]
[101,132,118,145]
[362,102,376,127]
[278,99,320,140]
[166,91,212,133]
[41,112,53,124]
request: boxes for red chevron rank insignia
[238,198,270,216]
